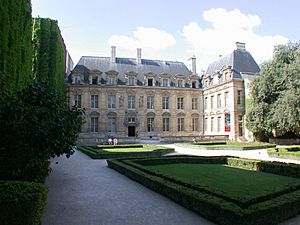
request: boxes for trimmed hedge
[107,156,300,225]
[78,145,174,159]
[97,144,143,149]
[193,141,227,145]
[0,181,48,225]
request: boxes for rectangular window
[128,117,135,123]
[91,95,99,108]
[178,118,184,131]
[147,118,154,132]
[192,118,198,131]
[108,117,116,133]
[204,118,208,132]
[211,117,215,132]
[92,76,98,84]
[217,94,221,108]
[147,96,155,109]
[204,97,208,110]
[148,78,153,86]
[178,80,183,87]
[217,116,222,132]
[162,79,169,87]
[225,113,231,132]
[128,96,135,109]
[108,95,116,109]
[128,77,135,86]
[163,118,170,131]
[192,98,198,110]
[225,91,229,106]
[74,95,81,108]
[192,81,197,88]
[91,117,98,132]
[237,90,242,105]
[162,96,169,109]
[108,77,116,85]
[177,97,184,110]
[75,76,81,84]
[211,95,214,109]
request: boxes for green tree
[0,0,33,95]
[32,17,66,97]
[0,82,84,182]
[246,42,300,139]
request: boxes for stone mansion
[67,42,260,144]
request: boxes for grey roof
[73,56,192,83]
[206,49,260,79]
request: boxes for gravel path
[42,150,214,225]
[42,146,300,225]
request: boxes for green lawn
[177,141,276,150]
[145,163,300,203]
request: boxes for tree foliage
[0,0,33,95]
[246,42,300,138]
[0,82,84,182]
[32,17,66,97]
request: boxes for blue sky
[31,0,299,71]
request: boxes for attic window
[148,78,153,86]
[92,76,98,84]
[75,76,81,84]
[192,81,197,88]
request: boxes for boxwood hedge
[0,181,48,225]
[107,156,300,225]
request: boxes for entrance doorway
[128,126,135,137]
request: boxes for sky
[31,0,300,72]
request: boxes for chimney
[110,46,116,63]
[191,55,196,74]
[137,48,142,64]
[236,42,246,51]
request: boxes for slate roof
[206,49,260,79]
[72,56,192,83]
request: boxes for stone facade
[68,42,260,144]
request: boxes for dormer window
[177,79,183,87]
[107,76,116,85]
[162,79,169,87]
[148,78,153,86]
[92,76,98,85]
[128,77,135,86]
[74,76,81,84]
[192,81,197,88]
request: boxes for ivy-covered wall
[32,17,66,97]
[0,0,33,95]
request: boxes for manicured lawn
[78,144,174,159]
[145,163,300,202]
[176,141,276,150]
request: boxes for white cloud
[182,8,289,70]
[107,27,176,57]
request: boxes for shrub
[0,181,48,225]
[0,82,83,181]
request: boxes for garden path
[42,150,214,225]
